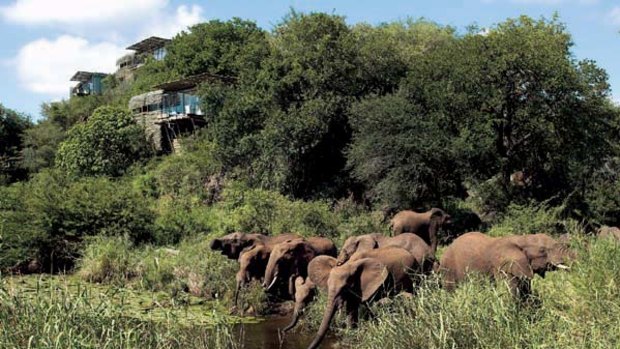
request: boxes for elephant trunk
[428,219,440,255]
[234,281,241,307]
[336,250,349,266]
[282,308,301,333]
[209,239,221,250]
[263,253,279,289]
[307,295,339,349]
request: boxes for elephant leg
[345,298,359,328]
[508,277,532,301]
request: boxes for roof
[126,36,170,53]
[154,72,236,92]
[70,71,108,82]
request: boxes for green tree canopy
[0,103,31,184]
[164,18,270,78]
[56,106,152,177]
[349,16,620,211]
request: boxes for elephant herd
[210,208,576,349]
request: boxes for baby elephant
[337,233,436,271]
[390,208,451,253]
[598,226,620,241]
[306,247,419,349]
[440,232,573,299]
[234,244,270,306]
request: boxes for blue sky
[1,0,619,120]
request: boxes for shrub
[78,236,136,284]
[0,184,42,271]
[487,201,570,237]
[218,181,339,237]
[584,157,620,227]
[76,234,238,303]
[0,170,156,271]
[56,106,153,177]
[153,197,220,245]
[148,137,222,200]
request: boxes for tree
[20,120,65,173]
[164,18,270,78]
[348,93,461,209]
[243,12,362,198]
[56,106,152,177]
[0,104,31,184]
[349,16,620,211]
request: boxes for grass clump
[77,236,136,284]
[0,275,241,349]
[77,234,238,304]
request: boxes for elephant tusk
[555,264,570,270]
[266,275,278,291]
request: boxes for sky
[0,0,618,120]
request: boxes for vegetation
[0,275,243,349]
[0,9,619,349]
[56,106,153,177]
[0,103,31,184]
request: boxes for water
[235,316,339,349]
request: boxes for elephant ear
[498,248,534,279]
[356,236,379,252]
[308,255,337,290]
[355,258,389,302]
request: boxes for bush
[146,137,222,200]
[0,170,156,271]
[56,106,153,177]
[153,197,221,245]
[584,157,620,227]
[0,184,42,271]
[218,181,339,237]
[487,201,571,237]
[77,234,238,303]
[78,236,136,284]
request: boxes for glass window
[153,47,167,61]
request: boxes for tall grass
[0,276,240,349]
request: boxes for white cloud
[15,35,125,96]
[1,0,168,25]
[141,4,204,38]
[9,3,205,97]
[609,7,620,25]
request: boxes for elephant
[598,226,620,241]
[336,233,436,273]
[306,247,419,349]
[262,237,337,298]
[390,208,452,253]
[210,232,299,260]
[440,232,573,299]
[282,275,320,333]
[234,244,270,305]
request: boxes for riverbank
[0,274,339,349]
